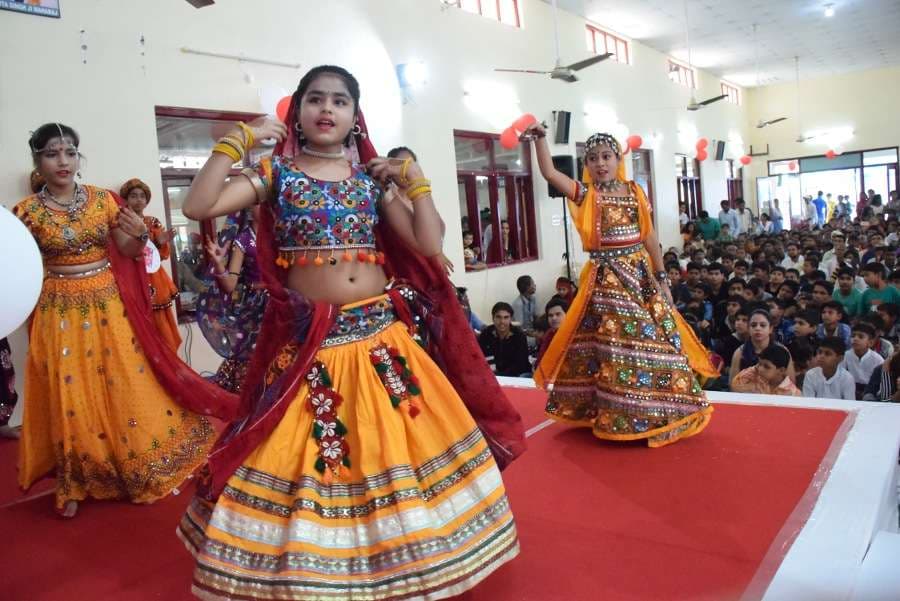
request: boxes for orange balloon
[697,149,708,161]
[500,127,520,150]
[740,155,752,166]
[626,134,643,150]
[696,137,709,150]
[276,96,292,122]
[825,149,836,159]
[512,113,538,132]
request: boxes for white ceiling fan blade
[494,68,552,74]
[566,53,612,71]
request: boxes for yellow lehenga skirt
[178,293,519,601]
[18,265,215,509]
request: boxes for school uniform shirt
[841,349,884,385]
[802,366,856,400]
[816,322,852,347]
[780,255,805,271]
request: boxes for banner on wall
[0,0,60,18]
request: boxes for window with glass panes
[585,24,629,64]
[721,82,741,105]
[446,0,521,27]
[675,153,703,219]
[667,59,696,88]
[454,130,537,269]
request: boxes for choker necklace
[597,180,624,192]
[301,145,346,160]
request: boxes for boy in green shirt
[861,263,900,313]
[695,210,720,241]
[832,267,864,317]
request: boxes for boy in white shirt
[841,322,884,399]
[803,337,856,400]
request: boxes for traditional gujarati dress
[198,211,266,393]
[13,185,216,509]
[535,174,717,447]
[143,215,181,352]
[178,153,521,600]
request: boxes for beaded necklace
[38,184,91,253]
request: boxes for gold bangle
[399,157,413,185]
[406,184,430,196]
[213,142,242,163]
[240,167,268,205]
[221,134,247,151]
[236,122,255,148]
[407,186,432,202]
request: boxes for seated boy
[802,336,856,400]
[731,345,801,396]
[841,322,885,399]
[816,301,851,346]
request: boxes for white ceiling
[546,0,900,87]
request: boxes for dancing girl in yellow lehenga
[13,123,217,517]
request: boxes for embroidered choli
[253,156,382,266]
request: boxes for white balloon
[0,206,43,338]
[143,242,161,274]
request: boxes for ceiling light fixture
[824,4,835,17]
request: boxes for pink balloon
[626,135,643,150]
[825,149,836,159]
[499,127,520,150]
[696,149,708,162]
[788,160,798,171]
[276,96,292,122]
[740,155,752,166]
[695,137,709,150]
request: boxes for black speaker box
[553,111,571,145]
[715,140,726,161]
[549,155,575,198]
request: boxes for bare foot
[57,500,78,519]
[0,425,20,439]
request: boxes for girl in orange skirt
[14,124,218,518]
[176,66,524,600]
[120,178,182,352]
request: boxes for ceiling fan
[751,24,787,128]
[493,0,612,82]
[681,0,726,111]
[757,117,788,129]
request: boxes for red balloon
[499,127,520,150]
[825,149,836,159]
[695,137,709,150]
[512,113,538,133]
[788,160,798,171]
[696,149,708,161]
[626,135,643,150]
[276,96,292,122]
[739,155,752,166]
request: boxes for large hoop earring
[351,124,362,136]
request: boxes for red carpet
[0,391,847,601]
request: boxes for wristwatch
[654,270,670,286]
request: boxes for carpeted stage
[1,384,897,601]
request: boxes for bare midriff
[286,260,389,305]
[45,257,108,275]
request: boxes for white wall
[0,0,752,412]
[744,65,900,210]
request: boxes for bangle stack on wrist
[405,178,432,202]
[213,121,254,163]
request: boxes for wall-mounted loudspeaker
[715,140,726,161]
[549,155,575,198]
[553,111,571,145]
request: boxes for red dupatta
[199,105,526,499]
[106,190,240,421]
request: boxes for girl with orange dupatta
[13,124,234,518]
[176,65,524,601]
[120,178,182,352]
[528,124,717,446]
